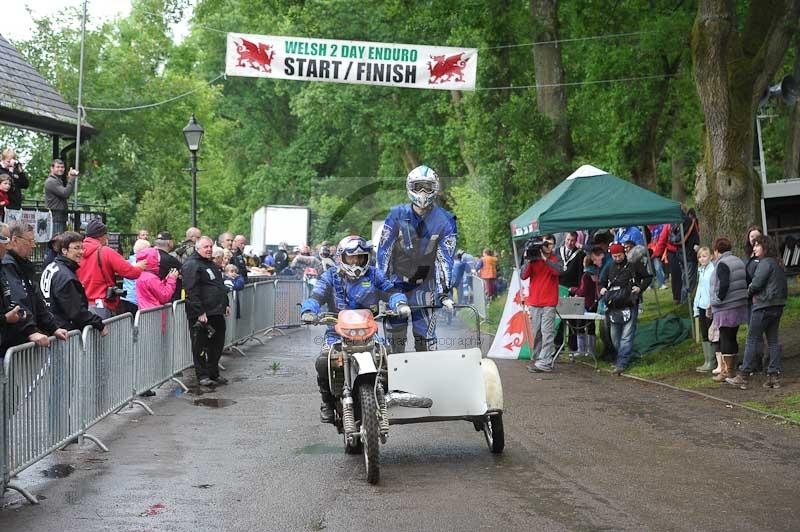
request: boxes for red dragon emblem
[502,289,535,351]
[427,53,469,84]
[236,38,275,73]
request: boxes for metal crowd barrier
[2,333,85,504]
[134,304,177,394]
[253,281,277,335]
[3,280,284,504]
[82,314,152,433]
[172,301,194,383]
[274,279,305,328]
[469,274,487,321]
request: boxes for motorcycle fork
[341,352,356,438]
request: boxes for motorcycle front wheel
[358,379,381,484]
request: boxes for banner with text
[225,34,478,91]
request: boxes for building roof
[0,33,98,138]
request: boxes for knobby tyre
[358,379,380,484]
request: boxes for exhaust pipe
[386,391,433,409]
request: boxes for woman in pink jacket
[135,247,179,310]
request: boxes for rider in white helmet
[376,165,457,352]
[300,235,410,423]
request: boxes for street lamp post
[182,114,204,228]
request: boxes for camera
[105,286,127,301]
[192,321,216,339]
[523,237,546,262]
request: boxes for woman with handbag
[569,249,604,357]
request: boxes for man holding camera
[182,236,231,387]
[44,159,79,234]
[77,219,146,318]
[521,234,562,373]
[0,148,29,210]
[600,243,652,374]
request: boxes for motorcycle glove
[301,311,317,324]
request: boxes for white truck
[250,205,309,255]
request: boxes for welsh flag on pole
[487,269,565,360]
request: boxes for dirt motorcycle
[309,304,504,485]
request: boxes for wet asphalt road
[1,318,799,532]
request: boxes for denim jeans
[608,306,638,368]
[651,257,666,288]
[742,306,783,374]
[530,306,556,366]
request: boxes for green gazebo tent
[511,165,684,241]
[509,164,690,320]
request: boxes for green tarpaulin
[511,165,685,240]
[632,313,693,358]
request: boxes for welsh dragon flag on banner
[488,269,533,360]
[487,269,565,360]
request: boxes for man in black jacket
[182,236,231,386]
[155,231,183,301]
[600,243,652,374]
[0,223,27,357]
[2,221,68,349]
[556,231,585,354]
[40,232,107,335]
[232,234,249,281]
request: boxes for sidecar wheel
[358,380,381,484]
[483,413,504,454]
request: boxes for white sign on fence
[225,33,478,91]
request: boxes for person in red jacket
[77,219,146,318]
[520,234,562,373]
[647,224,670,290]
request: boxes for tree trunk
[630,57,681,190]
[672,156,687,202]
[530,0,573,162]
[450,90,476,176]
[783,41,800,179]
[691,0,799,252]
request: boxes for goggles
[341,239,372,255]
[0,234,9,244]
[410,182,436,193]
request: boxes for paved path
[1,319,798,531]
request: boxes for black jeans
[742,306,783,374]
[190,315,226,380]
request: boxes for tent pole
[679,224,694,340]
[644,228,662,318]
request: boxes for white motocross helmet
[335,235,372,279]
[406,165,440,210]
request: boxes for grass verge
[742,395,800,423]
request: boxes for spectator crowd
[516,211,788,389]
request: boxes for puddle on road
[193,398,237,408]
[296,443,341,455]
[40,464,75,478]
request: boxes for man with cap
[155,230,183,301]
[600,242,652,374]
[77,218,147,318]
[2,221,69,348]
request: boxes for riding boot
[696,342,715,373]
[712,355,735,382]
